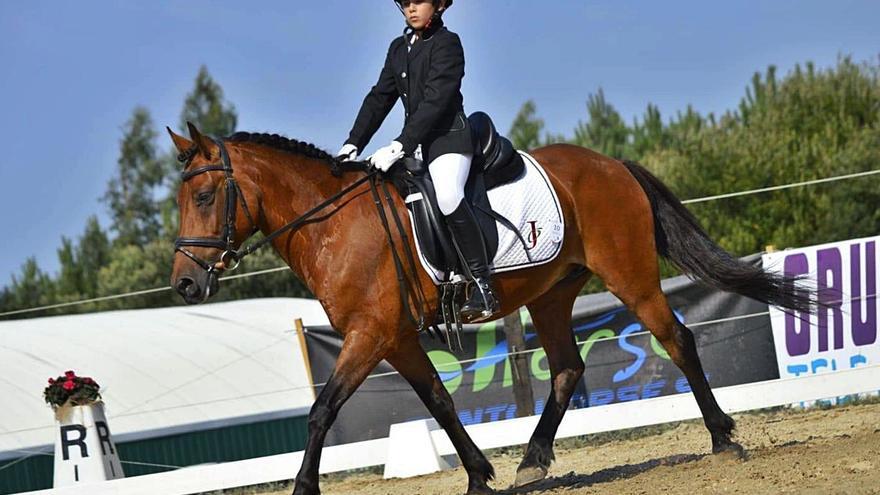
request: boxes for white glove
[369,141,405,172]
[336,143,358,162]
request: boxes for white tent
[0,298,328,461]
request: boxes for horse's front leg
[386,334,495,495]
[293,330,388,495]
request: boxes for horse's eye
[196,191,214,206]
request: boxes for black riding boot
[445,200,500,322]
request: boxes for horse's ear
[186,121,216,160]
[167,127,194,155]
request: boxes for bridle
[173,137,431,334]
[174,137,381,276]
[174,137,258,275]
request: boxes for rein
[176,137,429,331]
[367,174,430,332]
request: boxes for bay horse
[168,122,812,495]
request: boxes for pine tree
[508,100,545,151]
[630,103,669,158]
[56,237,82,298]
[179,66,238,137]
[573,88,629,158]
[76,216,111,297]
[104,107,163,246]
[5,258,54,314]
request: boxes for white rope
[0,266,289,318]
[680,169,880,204]
[0,446,183,472]
[1,168,877,318]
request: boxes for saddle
[390,112,526,279]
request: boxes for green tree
[56,237,81,298]
[2,258,54,315]
[573,88,629,158]
[508,100,545,150]
[630,103,670,158]
[104,107,164,246]
[646,56,880,256]
[96,240,176,310]
[46,216,114,314]
[76,216,111,298]
[179,66,238,137]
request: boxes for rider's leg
[429,152,499,322]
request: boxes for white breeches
[428,152,473,215]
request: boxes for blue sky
[0,0,878,288]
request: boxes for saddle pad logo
[526,220,563,248]
[526,221,542,250]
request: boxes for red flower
[62,380,76,391]
[48,378,55,385]
[64,370,76,379]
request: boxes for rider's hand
[369,141,404,172]
[336,143,359,162]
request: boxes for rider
[336,0,499,322]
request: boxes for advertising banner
[306,260,776,445]
[763,236,878,379]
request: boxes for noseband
[174,138,258,274]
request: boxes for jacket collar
[407,21,444,62]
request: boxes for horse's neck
[246,150,372,292]
[254,154,338,225]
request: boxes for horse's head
[168,123,261,304]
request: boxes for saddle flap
[391,165,499,279]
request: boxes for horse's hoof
[712,440,746,459]
[513,464,548,487]
[466,486,495,495]
[291,481,320,495]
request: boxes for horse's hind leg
[293,330,389,495]
[592,250,744,456]
[514,270,589,487]
[386,335,495,495]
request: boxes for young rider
[336,0,499,322]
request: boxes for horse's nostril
[176,277,197,297]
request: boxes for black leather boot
[445,201,500,322]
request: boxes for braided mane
[226,132,365,176]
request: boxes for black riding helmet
[392,0,453,16]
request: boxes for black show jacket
[345,24,473,162]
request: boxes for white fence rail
[21,364,880,495]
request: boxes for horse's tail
[621,160,815,313]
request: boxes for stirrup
[460,278,499,323]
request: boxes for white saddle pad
[410,151,565,284]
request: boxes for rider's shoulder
[389,36,406,49]
[434,27,460,43]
